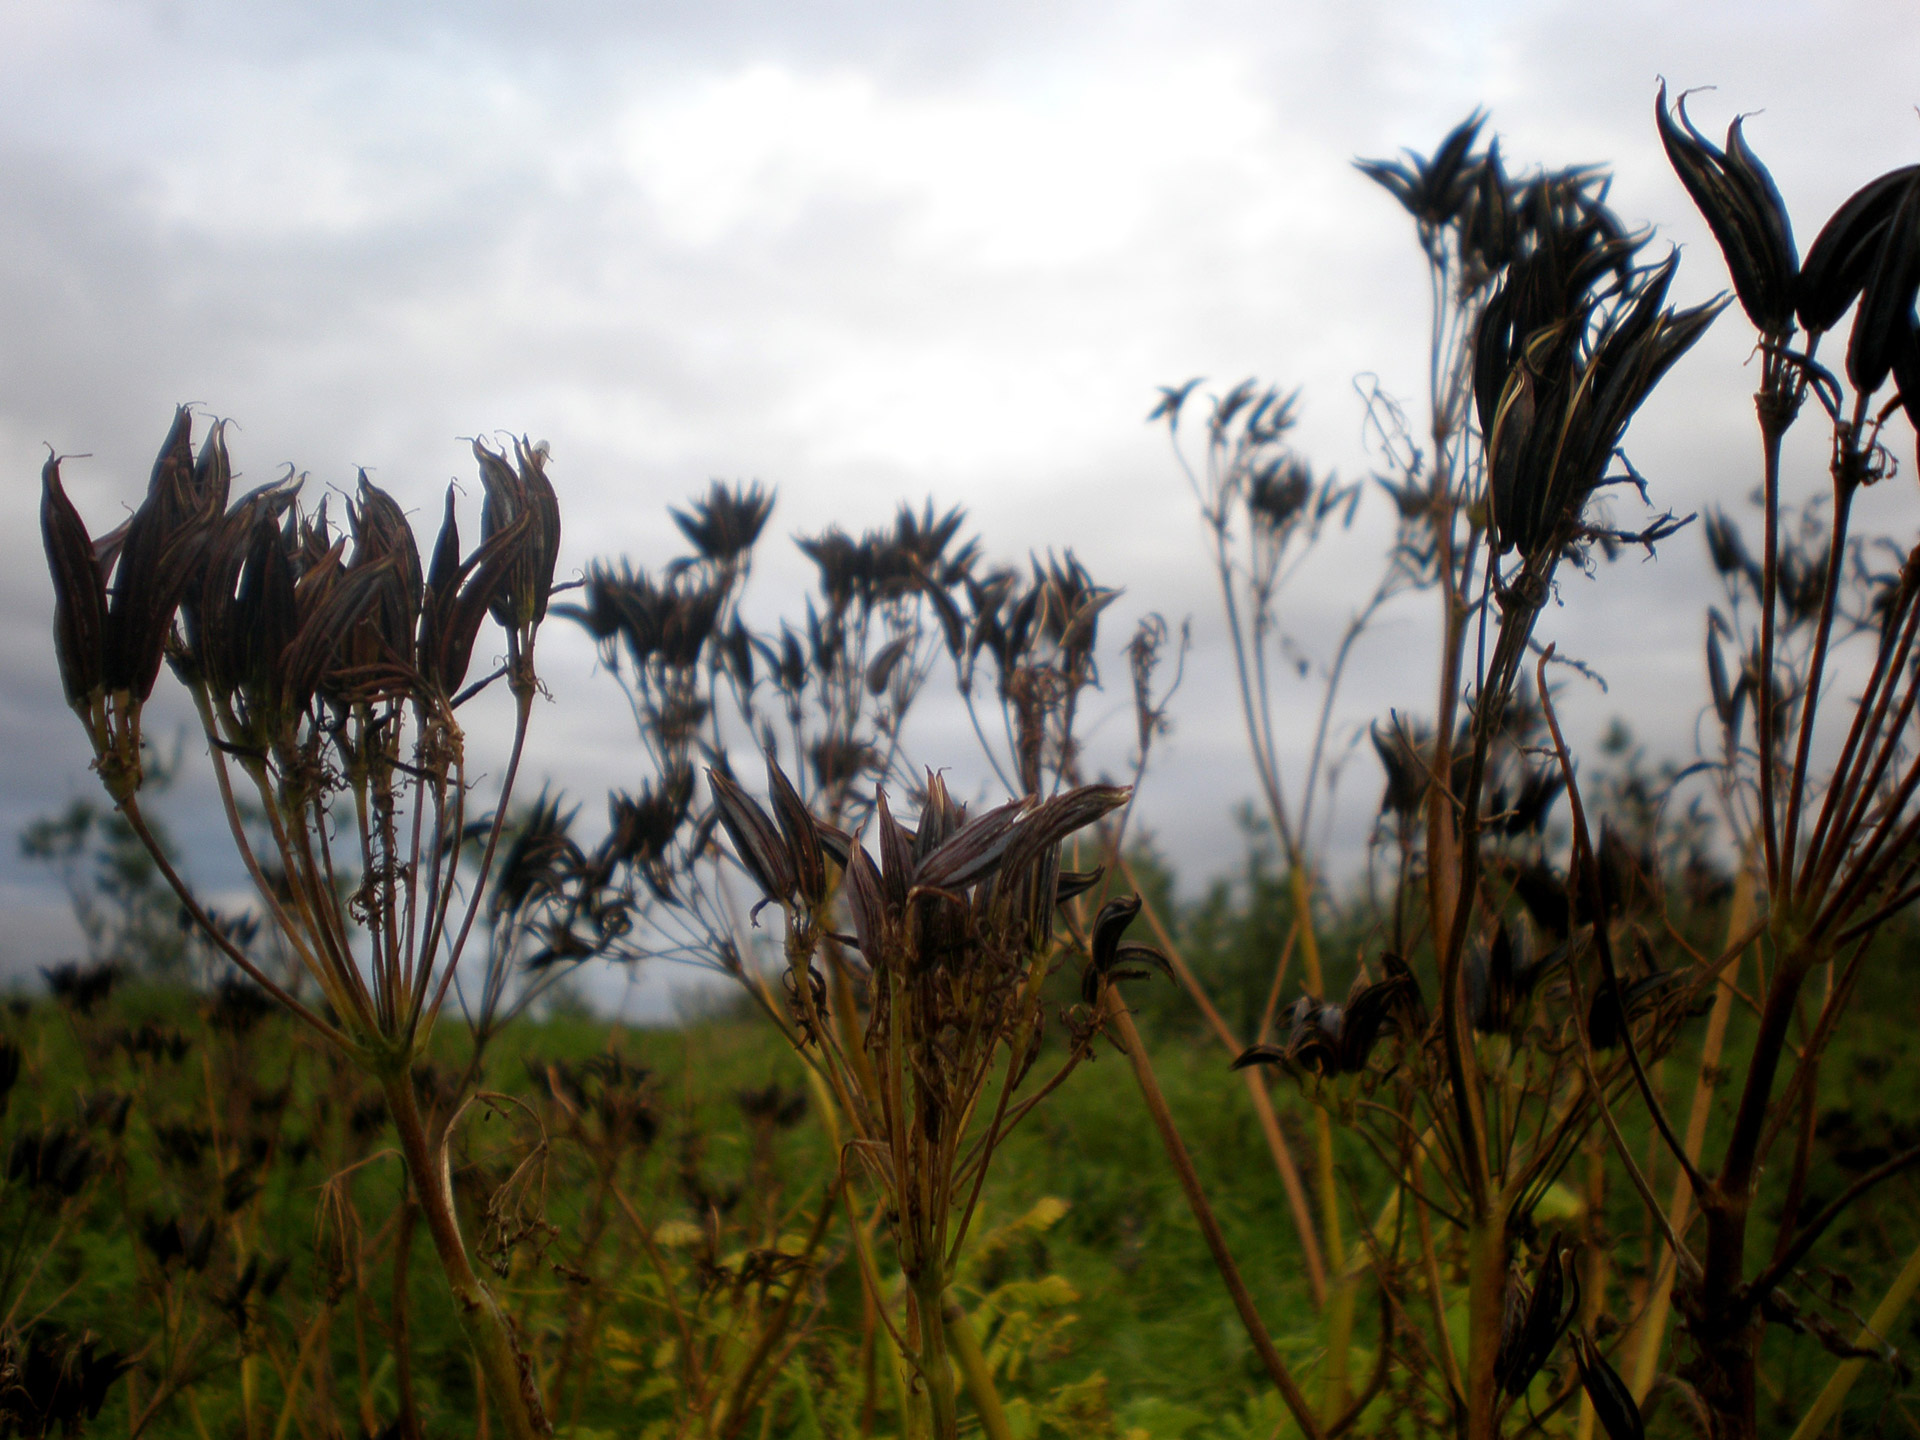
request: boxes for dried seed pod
[1495,1234,1580,1396]
[41,453,108,713]
[420,487,527,697]
[1656,84,1798,334]
[876,790,916,908]
[765,753,826,907]
[346,472,423,668]
[1797,165,1920,335]
[1372,717,1429,818]
[1054,867,1103,904]
[998,783,1130,883]
[1355,111,1489,231]
[843,841,888,967]
[474,435,561,632]
[1090,894,1140,974]
[0,1038,18,1120]
[1572,1331,1646,1440]
[106,409,218,704]
[1587,968,1700,1051]
[707,767,796,906]
[1845,174,1920,397]
[1895,321,1920,445]
[865,634,913,695]
[913,797,1029,892]
[913,771,962,857]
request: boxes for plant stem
[379,1068,551,1440]
[1463,1204,1508,1440]
[1102,990,1323,1439]
[1120,860,1327,1304]
[943,1295,1014,1440]
[1629,863,1754,1400]
[913,1272,960,1440]
[1787,1235,1920,1440]
[1292,863,1355,1420]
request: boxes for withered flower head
[7,1123,95,1197]
[1234,967,1416,1079]
[1355,110,1489,233]
[605,768,694,869]
[488,790,581,924]
[0,1325,131,1434]
[1246,458,1314,533]
[671,480,774,563]
[1477,234,1723,557]
[1468,919,1563,1035]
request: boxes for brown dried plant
[556,481,1187,1438]
[1129,95,1920,1440]
[1151,112,1732,1440]
[41,411,561,1439]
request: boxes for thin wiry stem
[1099,987,1324,1440]
[119,797,353,1052]
[419,685,532,1038]
[1538,647,1710,1203]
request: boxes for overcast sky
[2,0,1916,1006]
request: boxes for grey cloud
[1,0,1916,997]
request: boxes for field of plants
[11,92,1920,1440]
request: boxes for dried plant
[1142,110,1737,1440]
[40,411,562,1438]
[1124,94,1920,1440]
[554,474,1182,1439]
[1640,86,1920,1440]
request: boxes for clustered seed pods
[1233,964,1420,1080]
[1475,205,1723,559]
[1660,85,1920,451]
[1078,894,1173,1005]
[711,755,1130,973]
[41,410,231,798]
[1360,114,1726,562]
[0,1326,130,1436]
[1656,83,1798,337]
[40,413,560,812]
